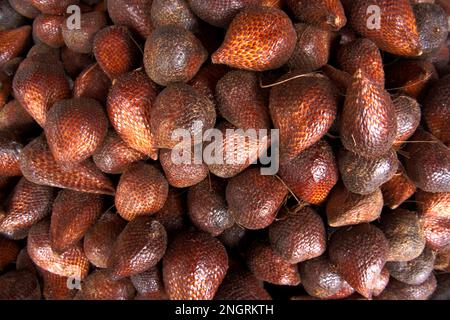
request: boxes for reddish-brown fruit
[215,267,272,300]
[131,267,167,300]
[286,0,346,31]
[0,134,22,176]
[279,140,338,205]
[73,63,111,104]
[246,240,300,286]
[218,224,247,249]
[423,75,450,144]
[269,207,326,263]
[107,0,153,38]
[44,98,108,166]
[387,247,435,285]
[373,267,390,297]
[270,73,338,161]
[421,216,450,250]
[84,212,126,269]
[93,130,146,175]
[346,0,422,56]
[93,26,140,80]
[29,0,79,15]
[187,177,234,236]
[0,71,12,110]
[151,83,216,149]
[0,26,31,69]
[0,271,41,300]
[0,100,36,137]
[336,38,385,86]
[416,190,449,219]
[381,164,416,210]
[326,183,383,227]
[329,224,389,299]
[61,47,94,79]
[40,269,77,300]
[189,64,229,109]
[32,14,65,48]
[151,0,199,32]
[12,58,71,127]
[160,147,209,188]
[393,96,422,147]
[0,236,19,271]
[287,23,333,73]
[212,7,296,71]
[107,70,159,159]
[50,190,103,253]
[163,231,228,300]
[299,255,355,300]
[78,270,136,300]
[19,136,115,195]
[153,189,186,234]
[144,26,207,86]
[413,3,448,55]
[404,129,450,193]
[115,162,169,221]
[27,220,90,278]
[16,247,38,275]
[0,178,55,239]
[226,167,288,230]
[8,0,40,19]
[216,70,271,130]
[379,209,426,262]
[26,43,60,61]
[376,274,437,300]
[62,11,107,54]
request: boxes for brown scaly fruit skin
[163,231,228,300]
[44,98,108,166]
[326,183,383,227]
[16,247,38,275]
[215,70,271,131]
[189,64,229,110]
[373,267,390,297]
[107,0,153,39]
[375,274,437,300]
[387,247,435,285]
[269,207,326,264]
[93,26,140,80]
[60,47,94,79]
[29,0,79,15]
[151,0,199,32]
[27,219,90,279]
[131,267,168,300]
[212,7,297,71]
[0,134,22,176]
[144,26,208,86]
[0,0,26,30]
[84,212,126,269]
[0,270,41,300]
[423,75,450,145]
[269,73,339,161]
[187,176,234,237]
[50,190,104,253]
[8,0,40,19]
[0,71,13,110]
[340,69,397,158]
[413,3,448,55]
[338,148,399,195]
[392,96,422,147]
[328,224,389,299]
[0,178,55,240]
[379,209,426,262]
[421,215,450,250]
[151,83,216,150]
[299,255,355,300]
[416,190,449,219]
[381,164,416,210]
[73,63,111,104]
[76,269,136,300]
[153,189,186,234]
[219,224,247,250]
[0,26,31,69]
[39,268,77,300]
[279,140,338,205]
[286,0,347,31]
[0,236,19,271]
[404,129,450,193]
[226,167,288,230]
[346,0,422,56]
[115,162,168,221]
[246,240,301,286]
[107,70,159,160]
[32,14,65,48]
[19,136,115,195]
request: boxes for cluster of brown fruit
[0,0,449,301]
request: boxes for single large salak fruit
[39,268,77,300]
[226,167,288,230]
[287,0,346,31]
[340,69,396,158]
[107,0,153,38]
[0,236,19,271]
[115,162,169,221]
[211,7,297,71]
[423,75,449,145]
[12,58,71,127]
[151,83,216,149]
[380,164,416,210]
[375,274,437,300]
[151,0,199,32]
[132,267,168,300]
[27,219,90,279]
[32,14,65,48]
[0,271,41,300]
[19,136,115,195]
[107,70,159,159]
[0,100,37,137]
[0,178,55,240]
[163,231,228,300]
[44,98,108,166]
[346,0,422,56]
[269,207,327,264]
[29,0,79,15]
[73,63,111,104]
[77,270,136,300]
[0,26,31,69]
[392,96,421,147]
[0,134,22,176]
[269,73,339,161]
[246,240,301,286]
[416,190,449,219]
[328,224,389,299]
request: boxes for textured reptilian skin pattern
[326,183,383,227]
[32,14,65,48]
[163,231,228,300]
[226,167,287,230]
[107,0,153,38]
[39,268,77,300]
[189,64,229,110]
[376,274,437,300]
[422,216,450,250]
[131,267,167,300]
[0,236,19,270]
[151,0,199,32]
[29,0,79,15]
[212,7,296,71]
[0,134,22,176]
[115,162,169,221]
[0,26,30,68]
[372,267,390,297]
[0,100,37,137]
[0,271,41,300]
[77,270,136,300]
[387,247,435,285]
[381,164,416,210]
[413,3,448,55]
[73,64,111,104]
[416,190,449,219]
[393,96,422,147]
